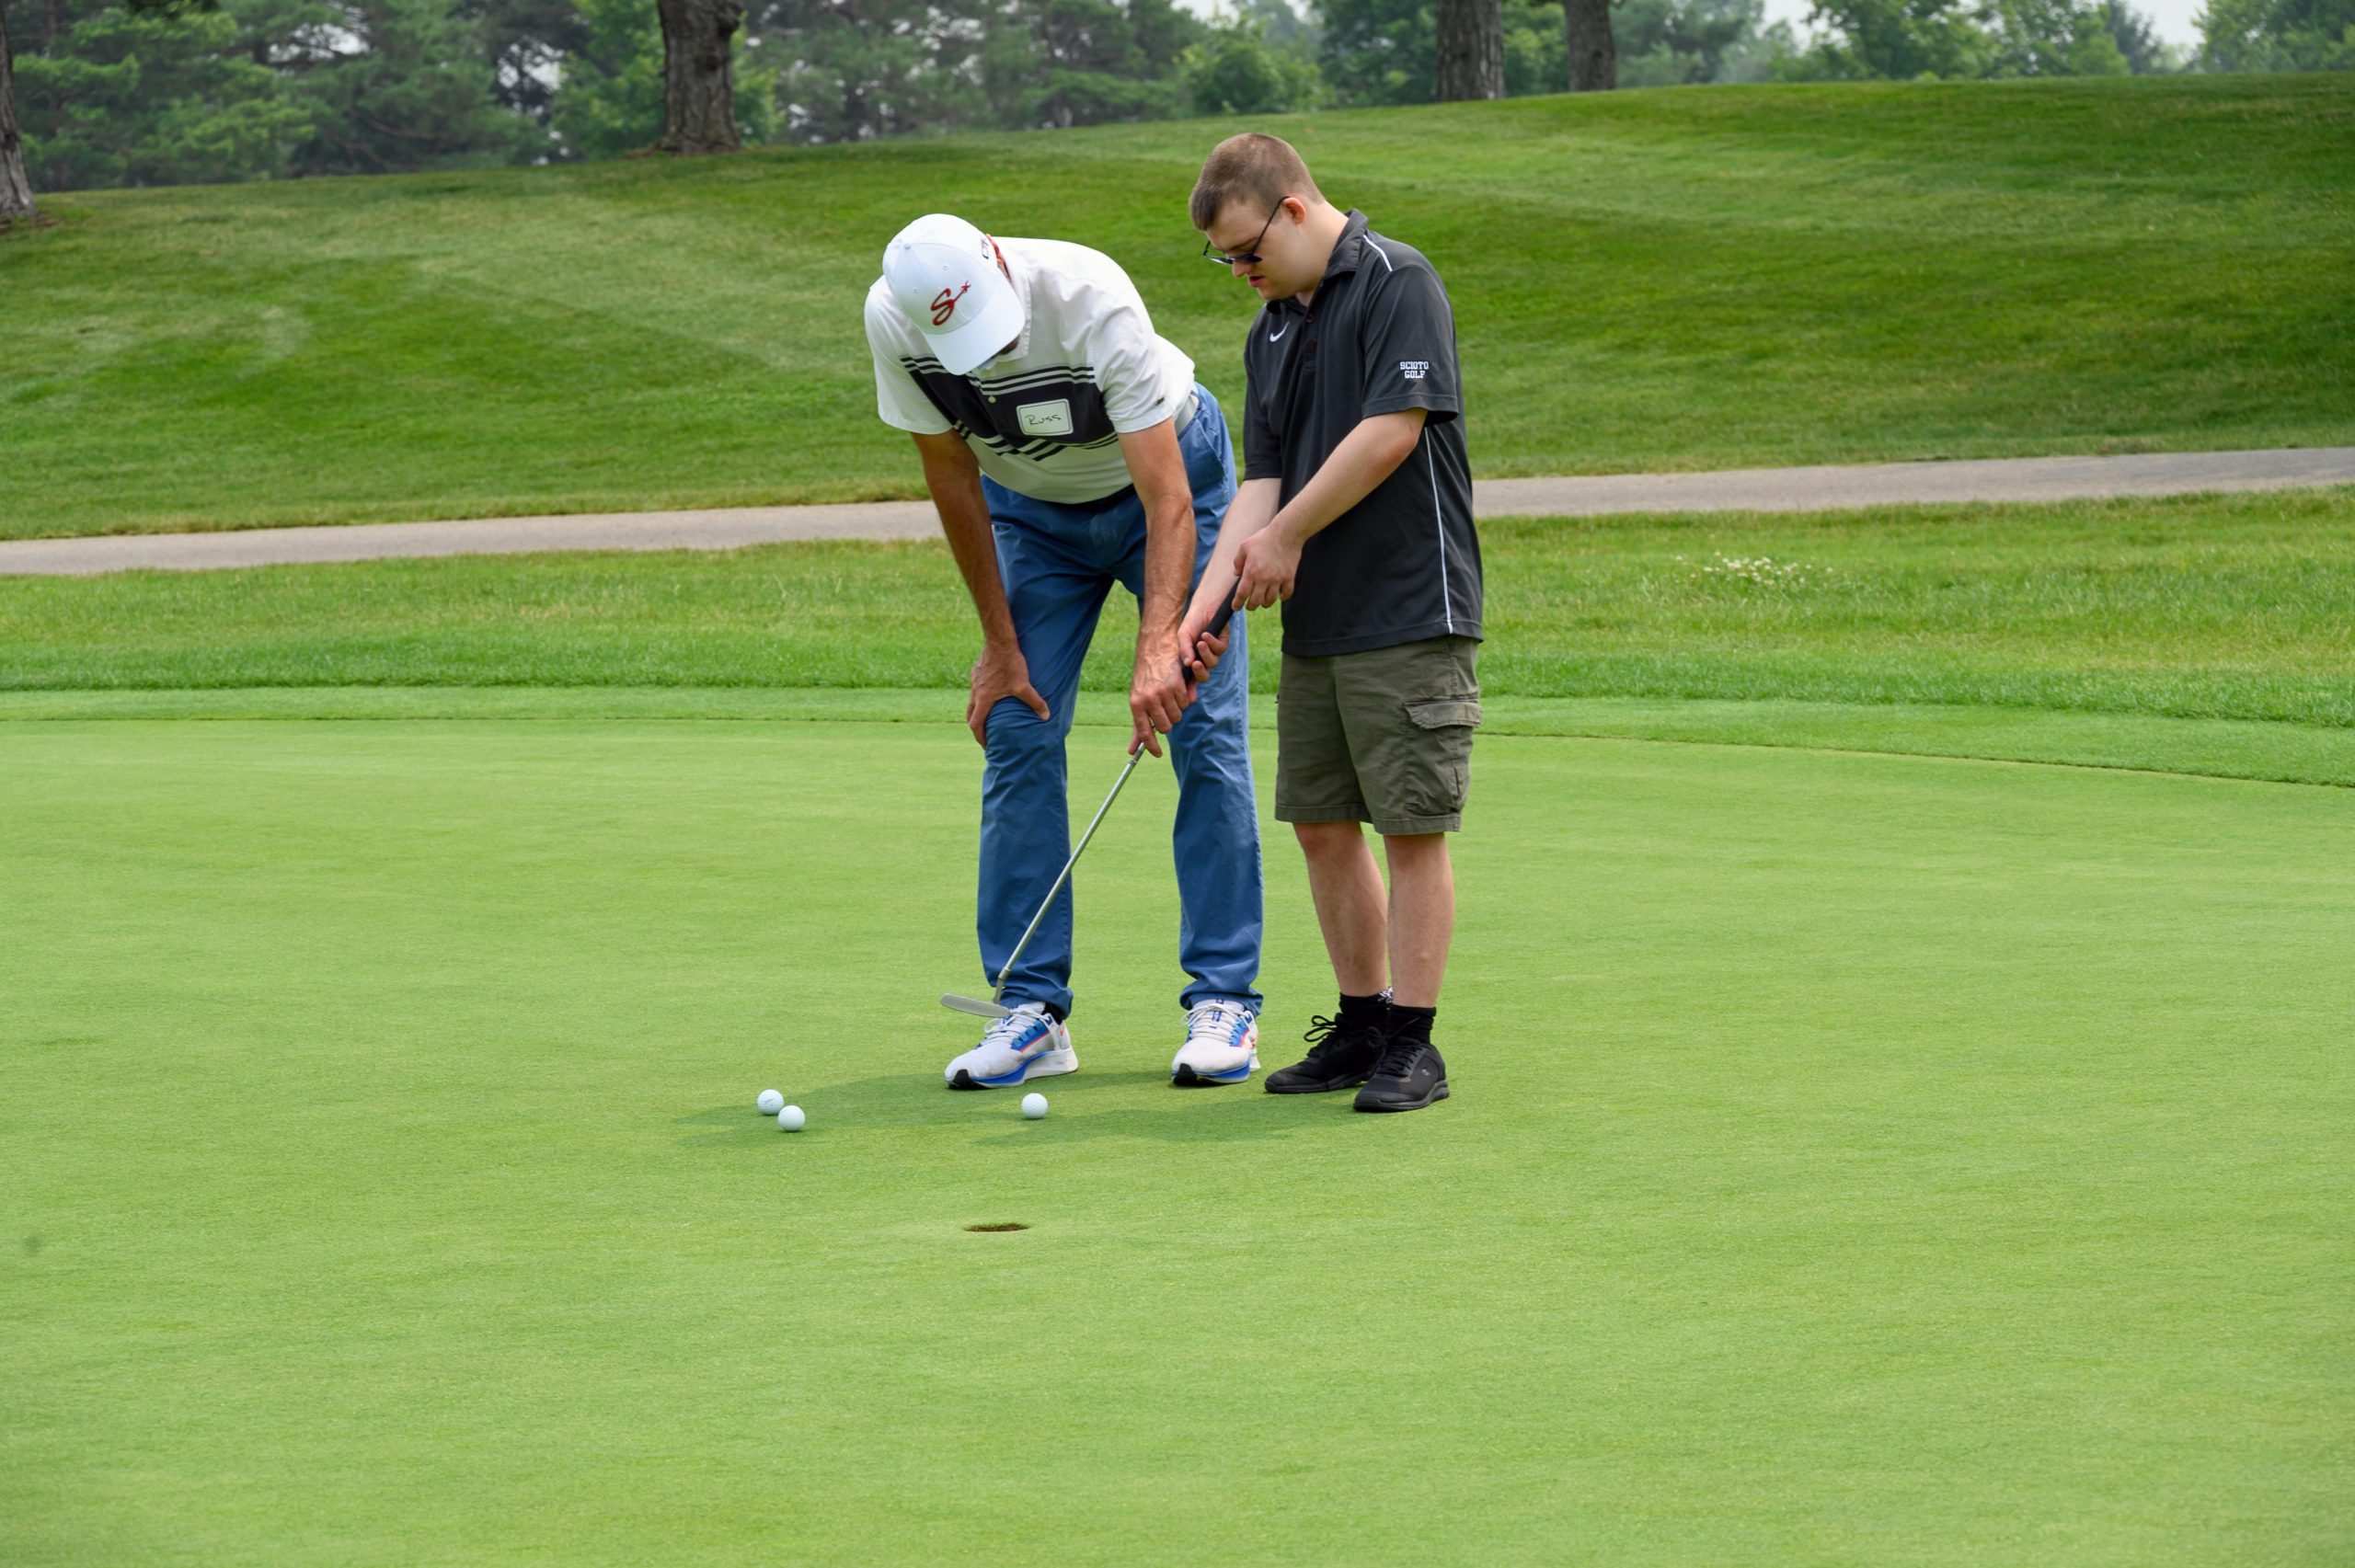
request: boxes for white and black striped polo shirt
[1243,210,1481,658]
[866,236,1197,507]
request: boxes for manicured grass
[6,489,2351,732]
[4,75,2350,541]
[3,715,2348,1563]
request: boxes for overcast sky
[1758,0,2203,43]
[1174,0,2204,50]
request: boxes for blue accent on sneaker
[1190,1059,1255,1083]
[969,1057,1052,1088]
[961,1016,1058,1088]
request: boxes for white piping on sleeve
[1430,440,1453,635]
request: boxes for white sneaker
[1171,1001,1260,1086]
[946,1002,1078,1091]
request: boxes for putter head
[939,992,1011,1020]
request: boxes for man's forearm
[1193,478,1280,612]
[916,438,1018,647]
[1269,410,1426,550]
[1114,418,1203,648]
[1138,495,1194,644]
[939,496,1018,647]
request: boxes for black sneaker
[1264,1013,1387,1093]
[1353,1037,1449,1113]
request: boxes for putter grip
[1138,601,1241,756]
[1181,599,1236,687]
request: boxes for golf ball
[776,1104,806,1132]
[1021,1093,1049,1120]
[756,1090,784,1116]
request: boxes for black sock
[1338,990,1390,1031]
[1388,1005,1436,1046]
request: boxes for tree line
[3,0,2348,223]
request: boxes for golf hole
[966,1222,1028,1233]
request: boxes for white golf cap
[882,213,1024,376]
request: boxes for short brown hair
[1190,133,1323,234]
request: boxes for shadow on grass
[969,1095,1329,1147]
[673,1069,1363,1147]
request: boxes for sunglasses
[1200,205,1281,268]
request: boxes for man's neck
[1291,203,1352,309]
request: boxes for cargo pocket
[1398,697,1483,820]
[1403,698,1483,732]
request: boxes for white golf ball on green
[756,1090,784,1116]
[1021,1093,1049,1120]
[776,1104,805,1132]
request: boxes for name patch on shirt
[1017,399,1075,437]
[1398,361,1431,381]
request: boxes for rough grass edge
[3,686,2349,790]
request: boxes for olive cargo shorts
[1274,635,1482,836]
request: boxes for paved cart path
[6,447,2349,577]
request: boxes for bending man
[866,213,1265,1090]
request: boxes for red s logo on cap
[931,282,971,326]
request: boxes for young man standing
[866,212,1265,1091]
[1180,136,1482,1114]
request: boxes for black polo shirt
[1242,210,1481,658]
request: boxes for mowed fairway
[4,712,2349,1563]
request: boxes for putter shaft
[940,596,1238,1018]
[992,742,1145,996]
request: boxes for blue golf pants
[977,384,1263,1018]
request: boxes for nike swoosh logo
[1268,325,1289,341]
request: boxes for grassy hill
[3,74,2350,542]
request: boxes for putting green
[3,715,2348,1564]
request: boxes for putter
[941,599,1235,1020]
